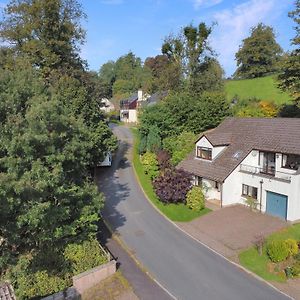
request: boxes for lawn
[131,128,211,222]
[239,223,300,282]
[225,75,292,105]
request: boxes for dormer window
[197,146,212,160]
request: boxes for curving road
[96,125,290,300]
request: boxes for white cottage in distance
[178,118,300,221]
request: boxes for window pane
[283,154,300,170]
[242,184,248,195]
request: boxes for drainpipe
[259,179,263,213]
[220,182,223,208]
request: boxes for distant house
[119,90,168,123]
[178,118,300,221]
[100,98,115,114]
[119,90,149,123]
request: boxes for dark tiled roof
[178,117,300,182]
[120,93,138,107]
[146,91,168,106]
[0,283,16,300]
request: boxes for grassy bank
[239,224,300,282]
[131,128,211,222]
[225,75,291,105]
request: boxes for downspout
[220,182,223,208]
[259,179,263,213]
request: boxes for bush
[186,186,205,211]
[290,262,300,277]
[64,239,108,275]
[6,254,70,300]
[146,126,161,152]
[285,239,299,257]
[140,152,159,179]
[156,149,171,170]
[139,135,147,154]
[153,168,192,204]
[267,240,289,262]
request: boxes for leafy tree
[235,23,283,79]
[163,131,197,165]
[139,91,229,141]
[0,66,116,270]
[278,1,300,104]
[153,168,192,204]
[146,126,161,152]
[162,22,223,93]
[0,0,86,80]
[145,54,180,92]
[99,60,116,98]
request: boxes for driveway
[177,205,288,261]
[96,124,290,300]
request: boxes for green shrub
[140,152,159,179]
[6,254,70,300]
[186,186,205,212]
[267,240,289,262]
[285,239,298,257]
[290,262,300,277]
[64,239,108,275]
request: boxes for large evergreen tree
[235,23,283,79]
[278,1,300,104]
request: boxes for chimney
[138,89,143,102]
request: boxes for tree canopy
[0,0,86,80]
[278,1,300,104]
[235,23,283,79]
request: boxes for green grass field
[225,75,292,105]
[131,128,211,222]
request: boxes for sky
[0,0,296,76]
[81,0,295,76]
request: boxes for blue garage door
[266,191,288,220]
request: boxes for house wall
[195,137,226,159]
[120,109,137,123]
[222,150,300,221]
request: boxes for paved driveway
[96,125,290,300]
[177,205,288,260]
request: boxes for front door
[266,191,288,220]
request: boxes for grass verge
[239,224,300,282]
[131,128,211,222]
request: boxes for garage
[266,191,288,220]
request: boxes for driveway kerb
[130,142,294,300]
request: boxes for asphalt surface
[96,124,291,300]
[97,220,172,300]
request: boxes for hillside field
[225,75,292,105]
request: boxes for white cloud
[100,0,124,5]
[193,0,222,9]
[210,0,289,76]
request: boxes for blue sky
[0,0,295,76]
[81,0,295,76]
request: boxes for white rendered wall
[202,178,221,200]
[222,150,300,221]
[196,136,226,160]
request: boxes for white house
[120,90,149,123]
[178,118,300,221]
[100,98,115,114]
